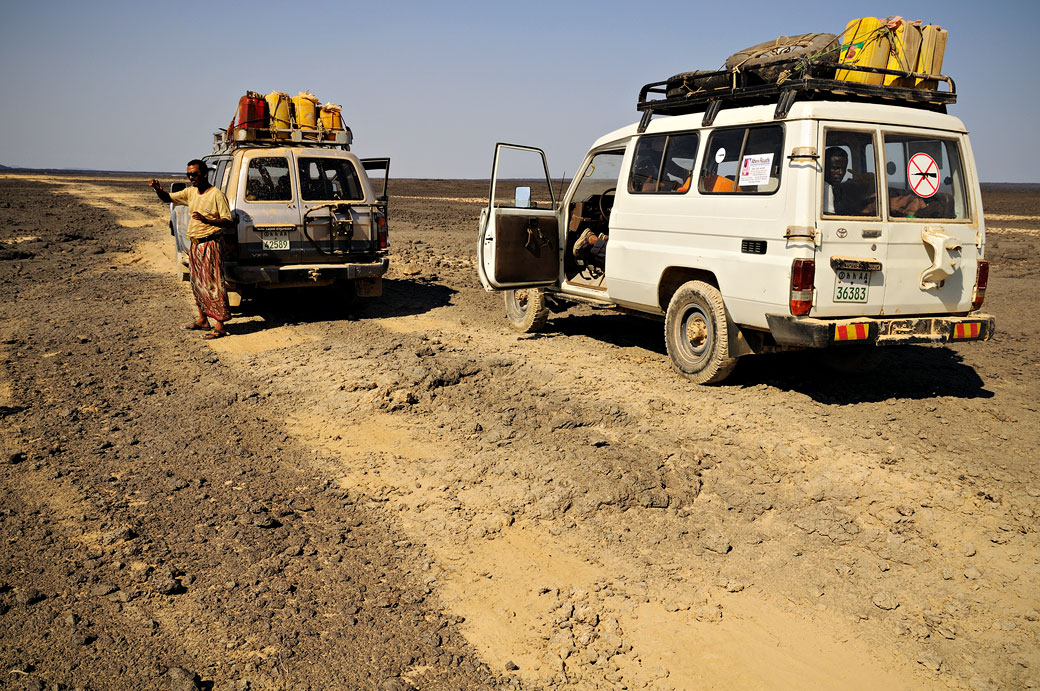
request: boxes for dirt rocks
[1,173,1038,690]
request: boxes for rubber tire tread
[664,281,737,384]
[504,288,549,333]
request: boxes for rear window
[298,158,365,202]
[245,157,291,202]
[628,132,699,194]
[822,130,879,217]
[883,135,968,220]
[699,125,783,194]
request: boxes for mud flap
[728,317,755,357]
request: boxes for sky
[1,0,1037,182]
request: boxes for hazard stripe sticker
[953,322,982,339]
[834,323,869,341]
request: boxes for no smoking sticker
[907,153,939,198]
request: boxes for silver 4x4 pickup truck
[169,137,390,299]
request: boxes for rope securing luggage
[645,17,955,132]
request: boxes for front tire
[504,288,549,333]
[664,281,737,384]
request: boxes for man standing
[150,160,235,338]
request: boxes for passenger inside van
[823,147,876,215]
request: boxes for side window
[206,161,220,186]
[822,131,878,217]
[298,158,364,201]
[884,135,967,220]
[700,125,783,194]
[210,160,228,192]
[245,157,291,202]
[629,133,699,194]
[220,161,232,192]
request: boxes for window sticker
[907,153,939,198]
[738,153,774,186]
[714,148,727,164]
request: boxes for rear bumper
[765,313,996,348]
[227,257,389,286]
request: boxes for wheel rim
[507,290,530,319]
[676,304,713,364]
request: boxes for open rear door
[360,157,390,218]
[477,143,561,291]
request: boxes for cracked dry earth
[1,173,1038,691]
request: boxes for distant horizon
[2,164,1038,186]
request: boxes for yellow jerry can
[835,17,891,84]
[320,103,344,132]
[915,25,948,90]
[292,91,320,131]
[265,92,292,138]
[885,20,923,86]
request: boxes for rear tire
[504,288,549,333]
[664,281,737,384]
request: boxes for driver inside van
[823,147,876,216]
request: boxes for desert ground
[0,172,1037,690]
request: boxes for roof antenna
[556,171,567,204]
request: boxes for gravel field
[1,173,1037,690]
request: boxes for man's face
[186,165,204,187]
[825,153,848,187]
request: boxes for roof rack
[211,127,353,154]
[636,60,956,133]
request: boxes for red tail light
[790,258,815,316]
[376,214,388,249]
[971,259,989,310]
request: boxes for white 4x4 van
[170,137,390,299]
[477,77,994,384]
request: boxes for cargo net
[640,17,955,127]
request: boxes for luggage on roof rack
[637,60,955,133]
[643,18,955,132]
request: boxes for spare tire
[724,33,839,84]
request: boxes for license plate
[834,269,870,303]
[260,230,290,251]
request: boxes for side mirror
[514,186,531,208]
[171,182,186,193]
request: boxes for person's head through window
[824,147,848,188]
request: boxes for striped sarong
[188,236,231,322]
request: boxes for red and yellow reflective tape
[952,322,982,340]
[834,323,870,341]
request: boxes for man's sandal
[184,322,208,331]
[202,330,227,340]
